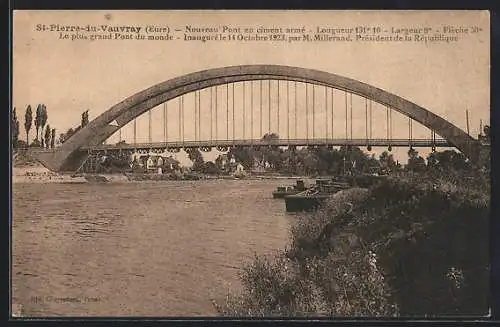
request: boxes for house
[130,153,142,167]
[235,163,244,173]
[232,162,247,178]
[146,156,155,171]
[252,158,265,173]
[134,155,179,173]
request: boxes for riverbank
[12,167,85,184]
[215,173,490,317]
[12,166,312,184]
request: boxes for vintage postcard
[11,10,490,318]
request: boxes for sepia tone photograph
[11,10,490,318]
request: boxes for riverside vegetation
[213,169,490,317]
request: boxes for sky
[12,10,490,164]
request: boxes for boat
[284,177,351,212]
[183,172,202,180]
[83,174,109,183]
[272,180,306,198]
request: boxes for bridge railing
[82,138,453,151]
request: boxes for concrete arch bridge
[30,65,488,172]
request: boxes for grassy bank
[12,149,42,167]
[214,172,490,317]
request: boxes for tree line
[182,127,490,175]
[104,132,480,176]
[57,110,89,144]
[11,104,56,150]
[11,105,91,150]
[214,133,476,175]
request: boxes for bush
[214,253,327,317]
[215,172,490,317]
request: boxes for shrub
[215,172,489,317]
[215,253,327,317]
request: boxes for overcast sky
[13,10,490,162]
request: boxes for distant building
[133,155,180,173]
[251,158,265,173]
[146,157,155,170]
[235,163,244,173]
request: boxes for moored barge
[272,180,306,198]
[284,178,351,212]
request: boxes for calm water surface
[12,179,294,316]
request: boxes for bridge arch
[33,64,481,172]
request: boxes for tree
[313,146,344,175]
[228,146,255,170]
[59,127,80,144]
[215,154,230,173]
[296,147,319,175]
[255,133,281,171]
[202,161,220,175]
[407,147,419,164]
[338,146,371,175]
[24,105,32,145]
[262,132,279,143]
[81,110,89,127]
[278,149,294,174]
[301,151,319,175]
[59,132,68,144]
[12,107,19,150]
[51,128,56,148]
[35,104,43,143]
[312,147,330,174]
[426,151,439,170]
[379,151,396,173]
[44,125,51,149]
[40,105,48,147]
[407,147,426,172]
[266,148,283,171]
[186,148,204,171]
[366,153,380,173]
[480,125,490,144]
[426,149,470,172]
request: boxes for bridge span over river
[29,65,489,172]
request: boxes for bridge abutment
[30,148,89,173]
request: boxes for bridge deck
[81,138,453,151]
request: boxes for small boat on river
[284,177,351,212]
[272,180,306,198]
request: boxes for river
[12,179,296,317]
